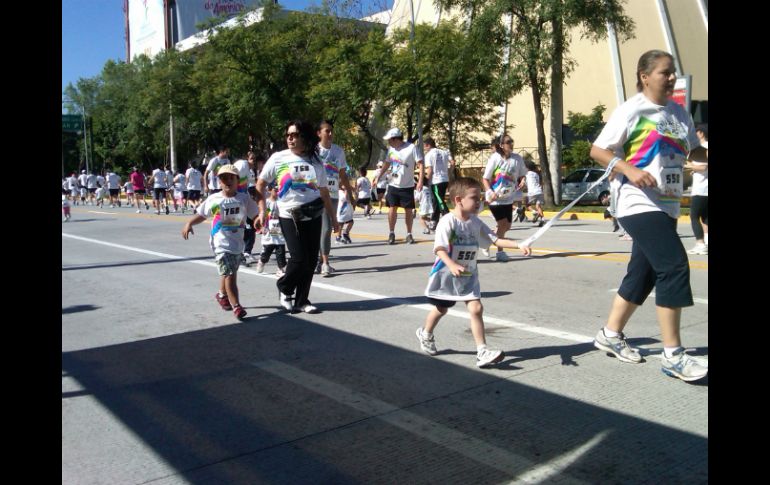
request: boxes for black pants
[689,195,708,240]
[260,244,286,267]
[430,182,449,223]
[278,215,323,307]
[244,217,256,254]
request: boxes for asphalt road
[62,203,708,484]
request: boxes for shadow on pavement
[61,304,101,314]
[62,316,707,484]
[62,255,214,271]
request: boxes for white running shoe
[476,348,505,368]
[275,267,285,278]
[687,243,708,255]
[254,261,265,273]
[321,264,334,277]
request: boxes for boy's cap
[383,128,403,140]
[217,164,239,177]
[81,170,86,174]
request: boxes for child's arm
[435,248,466,277]
[494,237,532,256]
[182,214,206,240]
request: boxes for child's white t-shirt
[425,213,498,301]
[196,191,259,255]
[593,92,699,219]
[356,176,372,200]
[337,194,354,223]
[415,186,433,216]
[124,182,134,193]
[318,144,348,199]
[261,198,285,246]
[525,171,543,196]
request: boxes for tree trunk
[548,17,564,205]
[530,70,554,206]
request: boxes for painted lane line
[252,359,598,483]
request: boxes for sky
[62,0,393,99]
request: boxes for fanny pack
[288,197,325,221]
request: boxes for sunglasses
[286,132,300,139]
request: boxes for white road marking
[608,289,707,305]
[87,211,117,215]
[560,229,617,235]
[253,359,598,483]
[63,233,596,344]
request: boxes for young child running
[416,176,532,368]
[181,164,259,320]
[62,194,71,221]
[355,167,373,218]
[255,184,287,277]
[415,176,434,234]
[335,187,354,245]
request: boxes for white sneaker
[279,291,293,311]
[298,303,319,313]
[416,328,438,355]
[495,251,509,262]
[321,264,334,277]
[243,253,255,265]
[687,243,708,255]
[254,261,265,273]
[275,267,285,278]
[480,247,490,258]
[136,209,141,214]
[476,348,505,368]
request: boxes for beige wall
[386,0,707,161]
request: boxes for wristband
[607,157,621,174]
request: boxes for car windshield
[564,171,586,183]
[585,170,604,182]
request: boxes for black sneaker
[165,205,170,215]
[388,233,396,245]
[343,234,352,244]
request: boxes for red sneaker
[233,304,247,320]
[215,292,232,311]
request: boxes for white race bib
[658,167,683,198]
[451,244,478,275]
[268,218,282,236]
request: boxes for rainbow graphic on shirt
[387,149,404,175]
[429,230,459,276]
[490,160,514,191]
[274,160,319,198]
[624,116,688,170]
[209,202,242,236]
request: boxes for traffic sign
[62,114,83,132]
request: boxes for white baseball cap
[383,128,403,140]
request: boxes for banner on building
[128,0,166,59]
[175,0,263,42]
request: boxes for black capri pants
[617,211,693,308]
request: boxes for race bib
[268,218,282,236]
[658,167,683,198]
[291,163,317,189]
[451,244,477,275]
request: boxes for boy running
[416,177,532,368]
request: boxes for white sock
[704,234,708,245]
[603,327,620,338]
[664,346,682,358]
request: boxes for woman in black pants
[255,120,338,313]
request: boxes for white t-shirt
[258,149,328,218]
[337,194,354,223]
[67,176,78,190]
[525,171,543,197]
[185,168,203,191]
[593,93,699,219]
[206,156,229,190]
[124,182,134,193]
[483,152,528,205]
[232,159,255,194]
[174,174,186,192]
[691,140,708,196]
[415,186,434,216]
[425,148,452,184]
[96,175,106,188]
[78,173,88,188]
[425,213,498,301]
[106,173,121,189]
[356,176,372,200]
[385,142,423,189]
[152,169,168,189]
[261,199,285,246]
[196,191,259,256]
[86,174,98,189]
[373,168,389,189]
[318,144,348,199]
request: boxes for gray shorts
[215,252,241,276]
[527,194,544,206]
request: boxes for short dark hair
[424,137,435,147]
[318,119,334,131]
[448,176,482,201]
[695,123,708,139]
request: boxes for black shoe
[165,205,170,215]
[388,233,396,245]
[612,219,620,232]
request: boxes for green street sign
[62,114,83,132]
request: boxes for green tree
[561,103,606,172]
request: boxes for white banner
[128,0,166,59]
[175,0,262,41]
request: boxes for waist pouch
[289,197,325,221]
